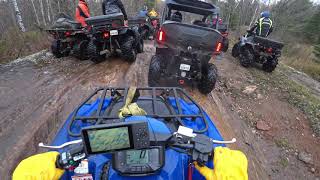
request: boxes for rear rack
[68,87,208,137]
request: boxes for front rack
[68,87,208,137]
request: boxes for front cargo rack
[68,87,209,137]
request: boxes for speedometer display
[126,150,149,165]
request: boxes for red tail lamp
[103,32,110,39]
[266,47,273,53]
[214,42,223,54]
[179,80,185,85]
[158,29,165,42]
[65,31,71,37]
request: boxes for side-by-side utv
[148,0,225,94]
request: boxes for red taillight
[158,29,165,42]
[103,32,109,39]
[266,47,273,53]
[179,80,185,85]
[214,42,223,54]
[65,31,71,37]
[64,31,71,37]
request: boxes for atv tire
[198,63,218,94]
[240,48,254,67]
[87,40,105,63]
[222,38,229,52]
[148,55,161,87]
[263,58,278,72]
[231,42,240,58]
[74,40,89,61]
[121,36,136,62]
[136,39,144,53]
[51,40,64,58]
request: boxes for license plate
[180,64,191,71]
[110,30,118,36]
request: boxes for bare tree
[31,0,41,26]
[46,0,51,22]
[11,0,25,32]
[39,0,46,25]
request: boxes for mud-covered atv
[148,0,225,94]
[85,13,144,63]
[46,14,90,60]
[232,31,284,72]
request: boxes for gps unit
[81,121,150,154]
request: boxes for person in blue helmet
[138,6,148,18]
[248,11,273,37]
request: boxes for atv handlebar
[39,126,236,170]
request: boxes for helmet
[261,11,270,18]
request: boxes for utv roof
[165,0,219,16]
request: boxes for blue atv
[39,87,235,180]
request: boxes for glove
[13,152,65,180]
[194,147,248,180]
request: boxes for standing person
[75,0,91,27]
[138,6,148,18]
[248,11,273,37]
[102,0,128,26]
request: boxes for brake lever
[39,139,82,149]
[211,138,236,144]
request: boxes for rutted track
[1,40,318,180]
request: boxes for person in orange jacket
[75,0,91,27]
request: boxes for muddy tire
[87,40,104,63]
[263,58,278,72]
[231,42,240,58]
[148,55,161,87]
[136,39,144,53]
[142,28,150,40]
[51,40,64,58]
[121,36,136,62]
[240,48,254,67]
[74,40,89,61]
[198,63,218,94]
[222,38,229,52]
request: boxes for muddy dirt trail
[0,41,319,180]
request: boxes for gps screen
[87,127,130,153]
[126,150,149,165]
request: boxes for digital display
[87,127,130,152]
[126,150,149,165]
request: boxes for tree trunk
[249,3,259,27]
[39,0,46,25]
[11,0,26,32]
[46,0,51,22]
[30,0,41,26]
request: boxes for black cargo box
[253,36,284,50]
[160,21,223,54]
[85,13,124,26]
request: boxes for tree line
[1,0,319,61]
